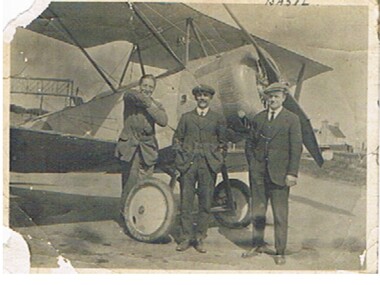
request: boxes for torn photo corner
[2,0,379,274]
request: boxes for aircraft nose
[240,51,260,71]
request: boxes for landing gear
[123,177,176,243]
[123,164,251,242]
[213,179,250,229]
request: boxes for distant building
[317,120,345,145]
[315,120,353,154]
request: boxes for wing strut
[131,4,186,69]
[294,63,306,102]
[136,45,146,76]
[185,18,191,65]
[47,8,117,93]
[189,19,209,58]
[223,4,280,84]
[118,45,137,88]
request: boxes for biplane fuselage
[10,45,264,173]
[9,2,330,174]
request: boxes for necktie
[270,111,275,121]
[200,111,204,117]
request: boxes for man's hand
[140,96,153,108]
[285,175,297,187]
[221,149,227,159]
[217,147,228,159]
[131,92,152,108]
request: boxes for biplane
[9,2,332,242]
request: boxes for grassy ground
[300,158,366,186]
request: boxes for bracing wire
[192,20,220,55]
[29,13,126,134]
[141,3,187,35]
[141,3,220,58]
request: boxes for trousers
[119,147,154,214]
[179,155,216,241]
[249,164,289,255]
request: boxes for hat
[192,84,215,96]
[263,82,289,95]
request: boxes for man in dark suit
[115,74,168,216]
[243,82,303,265]
[173,84,227,253]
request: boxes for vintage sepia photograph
[3,0,379,273]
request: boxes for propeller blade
[283,94,324,167]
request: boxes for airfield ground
[7,168,367,273]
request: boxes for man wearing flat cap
[173,84,227,253]
[243,82,302,265]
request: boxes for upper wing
[25,2,331,85]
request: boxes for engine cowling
[178,45,268,141]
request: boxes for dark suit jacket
[115,90,168,166]
[246,108,302,186]
[172,109,227,174]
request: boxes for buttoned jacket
[172,109,227,174]
[246,108,302,186]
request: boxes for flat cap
[263,82,289,95]
[192,84,215,96]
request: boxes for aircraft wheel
[213,179,251,229]
[123,177,176,243]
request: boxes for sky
[6,1,370,149]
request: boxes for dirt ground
[7,169,367,273]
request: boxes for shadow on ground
[10,186,120,227]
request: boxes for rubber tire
[123,177,176,243]
[213,179,251,229]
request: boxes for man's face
[267,91,286,110]
[195,92,212,109]
[139,78,155,97]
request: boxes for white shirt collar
[268,106,283,120]
[196,107,209,116]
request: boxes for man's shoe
[194,239,207,253]
[256,244,275,255]
[241,247,260,258]
[273,255,286,265]
[242,244,274,258]
[153,236,172,244]
[176,240,191,252]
